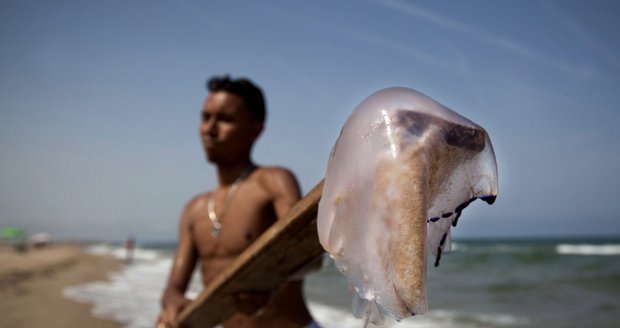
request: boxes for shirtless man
[157,76,315,328]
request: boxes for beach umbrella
[0,227,25,239]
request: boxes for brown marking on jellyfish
[481,195,497,204]
[455,197,477,213]
[439,232,448,246]
[451,212,462,227]
[434,246,442,267]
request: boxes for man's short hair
[207,75,266,122]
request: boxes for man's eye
[218,115,234,123]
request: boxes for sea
[63,237,620,328]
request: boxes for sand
[0,244,123,328]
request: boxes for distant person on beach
[157,76,317,328]
[125,236,135,263]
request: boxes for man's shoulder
[253,166,300,195]
[255,165,296,178]
[254,165,297,184]
[183,192,210,215]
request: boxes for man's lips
[202,138,217,148]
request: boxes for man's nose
[202,119,218,136]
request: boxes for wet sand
[0,244,122,328]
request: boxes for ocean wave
[69,244,531,327]
[449,242,545,255]
[86,243,164,261]
[308,302,528,328]
[64,246,202,328]
[556,244,620,256]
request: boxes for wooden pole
[176,180,325,327]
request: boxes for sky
[1,0,619,242]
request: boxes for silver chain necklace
[207,166,252,238]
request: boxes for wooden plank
[176,180,325,328]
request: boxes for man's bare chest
[190,189,277,258]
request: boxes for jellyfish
[316,87,498,325]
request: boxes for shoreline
[0,244,123,328]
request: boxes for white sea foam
[425,310,528,328]
[308,302,527,328]
[64,244,528,328]
[64,244,203,328]
[86,243,162,261]
[556,244,620,256]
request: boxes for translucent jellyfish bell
[317,87,498,323]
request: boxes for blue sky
[1,0,619,242]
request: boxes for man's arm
[263,167,322,279]
[158,197,200,327]
[263,167,302,220]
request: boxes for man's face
[200,91,263,165]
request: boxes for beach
[0,244,122,328]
